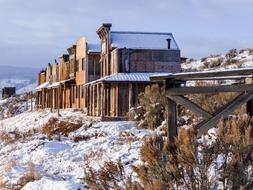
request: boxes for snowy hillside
[0,107,155,189]
[0,65,38,98]
[182,48,253,71]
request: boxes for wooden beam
[167,97,177,142]
[197,91,253,136]
[166,83,253,95]
[97,84,100,117]
[168,95,212,119]
[101,83,105,117]
[150,68,253,81]
[129,83,133,110]
[247,99,253,116]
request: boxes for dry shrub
[128,84,167,129]
[0,129,22,144]
[133,116,253,190]
[86,116,253,190]
[0,162,41,190]
[188,81,243,114]
[42,117,82,139]
[17,162,41,189]
[84,159,141,190]
[4,159,17,172]
[226,49,238,59]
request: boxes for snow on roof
[35,82,49,91]
[47,82,60,88]
[103,73,157,82]
[87,43,101,53]
[85,73,167,86]
[110,31,179,50]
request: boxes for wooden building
[35,36,100,112]
[86,23,181,118]
[2,87,16,99]
[35,23,181,120]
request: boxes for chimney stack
[102,23,112,30]
[166,38,171,49]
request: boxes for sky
[0,0,253,68]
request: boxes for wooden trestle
[150,68,253,140]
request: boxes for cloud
[0,0,252,67]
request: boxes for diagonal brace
[197,91,253,137]
[168,95,213,119]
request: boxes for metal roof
[87,43,101,53]
[110,31,179,50]
[35,82,49,91]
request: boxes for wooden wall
[112,49,181,74]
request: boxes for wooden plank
[97,84,100,116]
[101,83,105,117]
[197,91,253,136]
[168,95,212,119]
[167,97,177,142]
[150,68,253,81]
[166,83,253,95]
[247,99,253,116]
[129,83,133,110]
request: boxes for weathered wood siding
[112,49,181,74]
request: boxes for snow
[35,82,49,91]
[17,82,37,93]
[0,108,155,189]
[102,72,167,82]
[22,177,83,190]
[110,31,179,50]
[87,43,100,53]
[47,82,60,89]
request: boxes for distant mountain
[0,65,39,80]
[0,65,39,97]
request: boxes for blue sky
[0,0,253,68]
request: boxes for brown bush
[128,84,167,130]
[86,116,253,190]
[0,162,41,190]
[41,117,82,139]
[133,116,253,190]
[84,159,141,190]
[226,49,238,59]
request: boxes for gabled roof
[110,31,179,50]
[87,43,101,53]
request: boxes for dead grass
[41,117,82,139]
[84,116,253,190]
[0,162,41,190]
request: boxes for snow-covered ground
[182,48,253,71]
[0,109,155,190]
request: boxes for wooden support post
[129,83,133,110]
[50,89,53,112]
[89,85,92,116]
[57,87,60,116]
[167,97,177,142]
[92,85,95,116]
[247,99,253,116]
[97,84,100,116]
[101,83,105,117]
